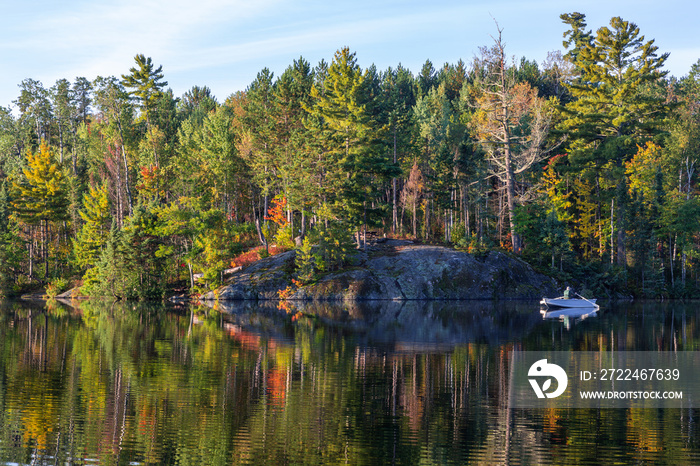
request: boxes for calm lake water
[1,298,699,465]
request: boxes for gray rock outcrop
[202,240,558,302]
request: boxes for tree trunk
[118,140,133,217]
[392,128,398,234]
[682,251,687,286]
[503,145,520,253]
[669,233,674,287]
[146,114,159,167]
[412,200,417,239]
[187,262,195,291]
[28,229,34,280]
[253,198,267,250]
[496,41,521,255]
[114,159,124,227]
[300,210,306,240]
[58,124,65,164]
[43,220,49,280]
[611,199,615,265]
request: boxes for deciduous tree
[10,143,69,279]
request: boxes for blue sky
[2,0,698,109]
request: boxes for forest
[0,12,699,300]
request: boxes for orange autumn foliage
[265,195,289,227]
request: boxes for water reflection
[541,306,599,330]
[0,299,698,464]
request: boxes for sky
[2,0,698,109]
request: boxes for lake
[1,298,699,465]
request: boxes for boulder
[202,242,558,302]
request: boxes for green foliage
[515,202,571,269]
[46,277,69,298]
[1,26,699,298]
[0,228,25,296]
[273,224,296,250]
[314,223,356,273]
[294,236,317,284]
[10,143,69,224]
[294,223,356,283]
[82,204,167,300]
[173,105,240,208]
[121,54,168,121]
[451,222,467,247]
[154,198,253,293]
[74,183,110,268]
[305,47,398,231]
[559,15,670,165]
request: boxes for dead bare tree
[471,23,562,254]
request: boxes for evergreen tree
[72,77,92,124]
[14,78,52,148]
[558,15,671,264]
[121,54,168,166]
[306,47,397,241]
[174,105,240,211]
[272,58,314,237]
[179,85,217,123]
[10,143,69,226]
[380,65,417,233]
[560,12,593,75]
[74,183,110,268]
[86,203,166,299]
[50,78,74,164]
[0,181,25,294]
[241,67,277,237]
[417,60,438,96]
[0,106,26,176]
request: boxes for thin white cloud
[5,0,283,80]
[167,3,492,73]
[0,0,697,107]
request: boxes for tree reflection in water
[0,299,698,464]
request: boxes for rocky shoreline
[201,240,559,302]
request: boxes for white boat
[540,296,598,309]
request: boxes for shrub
[46,277,70,299]
[273,224,295,250]
[452,222,467,247]
[295,237,317,284]
[294,222,355,283]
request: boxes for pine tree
[272,58,314,237]
[380,65,417,233]
[242,67,277,242]
[14,79,52,148]
[560,12,593,76]
[305,48,397,240]
[558,15,671,266]
[0,182,25,294]
[122,55,168,167]
[74,183,110,268]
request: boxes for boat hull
[540,297,597,309]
